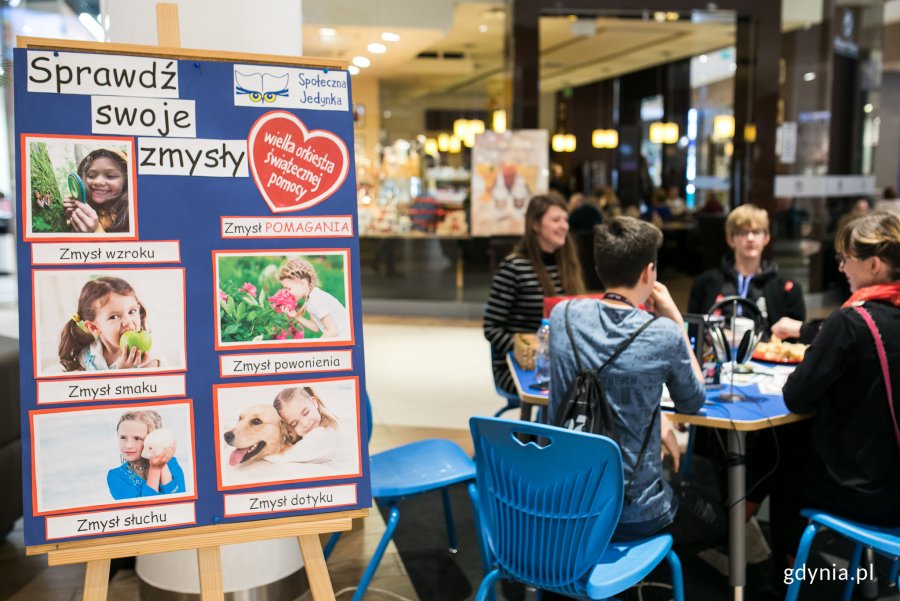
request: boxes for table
[505,353,548,422]
[665,375,809,601]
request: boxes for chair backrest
[469,417,624,597]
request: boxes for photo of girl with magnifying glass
[24,136,136,240]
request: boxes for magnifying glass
[67,173,86,203]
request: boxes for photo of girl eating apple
[59,276,161,371]
[33,269,187,377]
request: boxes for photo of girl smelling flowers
[215,251,351,347]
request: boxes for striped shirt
[483,253,563,394]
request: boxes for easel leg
[82,558,110,601]
[197,546,225,601]
[298,534,336,601]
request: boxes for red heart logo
[247,111,349,213]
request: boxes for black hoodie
[687,254,806,334]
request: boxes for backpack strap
[598,314,660,372]
[854,305,900,451]
[626,404,661,499]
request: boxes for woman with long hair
[483,194,585,395]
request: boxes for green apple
[119,330,152,352]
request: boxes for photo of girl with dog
[214,378,361,489]
[33,268,187,378]
[23,135,137,241]
[31,401,195,515]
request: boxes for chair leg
[842,542,864,601]
[468,482,493,577]
[665,549,685,601]
[322,531,341,560]
[785,522,823,601]
[352,504,400,601]
[681,426,696,483]
[475,568,503,601]
[441,487,459,552]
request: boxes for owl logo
[235,72,289,103]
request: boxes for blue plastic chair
[493,384,521,417]
[323,392,477,601]
[785,509,900,601]
[468,416,685,601]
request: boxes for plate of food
[752,337,808,364]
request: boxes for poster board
[15,38,370,547]
[470,130,549,236]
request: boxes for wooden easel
[22,5,363,600]
[27,509,368,601]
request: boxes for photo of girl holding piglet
[215,251,351,347]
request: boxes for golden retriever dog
[223,404,298,466]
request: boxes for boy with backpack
[548,216,725,545]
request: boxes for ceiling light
[381,32,400,42]
[713,115,735,141]
[449,136,462,153]
[650,122,679,145]
[552,133,567,153]
[383,110,392,119]
[352,56,371,68]
[424,138,438,157]
[437,133,451,152]
[479,24,488,33]
[367,43,386,54]
[592,129,618,149]
[492,110,507,134]
[348,65,359,75]
[666,12,679,21]
[653,11,666,23]
[864,103,873,113]
[699,54,708,63]
[319,27,337,37]
[803,71,816,82]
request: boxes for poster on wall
[15,42,369,546]
[470,130,549,236]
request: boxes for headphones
[706,296,764,364]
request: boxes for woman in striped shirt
[484,194,586,394]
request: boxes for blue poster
[14,45,370,545]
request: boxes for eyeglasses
[733,229,766,238]
[835,253,867,267]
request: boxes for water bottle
[534,318,551,385]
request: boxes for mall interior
[1,0,900,600]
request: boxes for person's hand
[647,281,682,324]
[661,414,681,473]
[771,317,803,340]
[149,443,175,469]
[65,199,101,232]
[115,344,158,369]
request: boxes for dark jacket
[688,255,806,334]
[783,300,900,526]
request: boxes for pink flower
[274,326,305,340]
[241,282,257,296]
[268,288,297,313]
[219,289,228,302]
